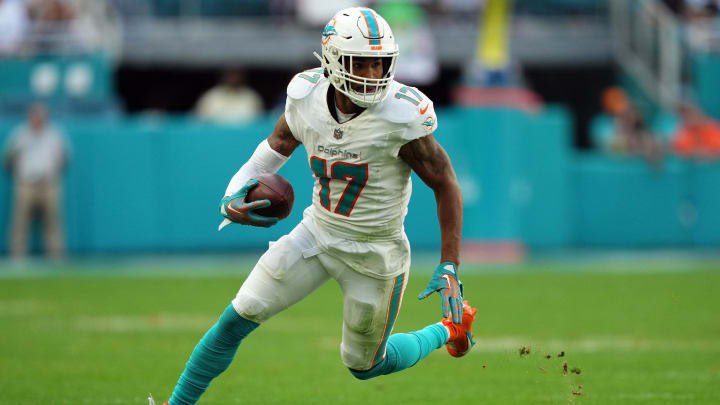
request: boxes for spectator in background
[27,0,75,52]
[671,102,720,158]
[598,87,662,165]
[3,104,70,260]
[0,0,29,55]
[194,70,264,125]
[26,0,108,53]
[376,0,439,86]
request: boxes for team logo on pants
[334,128,344,139]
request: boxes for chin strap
[313,51,324,65]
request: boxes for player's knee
[216,304,260,339]
[344,297,376,334]
[232,293,270,324]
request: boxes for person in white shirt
[194,70,264,125]
[3,104,70,259]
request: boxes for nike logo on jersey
[419,104,429,114]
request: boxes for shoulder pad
[377,82,434,125]
[287,67,325,100]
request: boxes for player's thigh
[334,265,409,370]
[233,223,329,324]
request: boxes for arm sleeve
[284,96,303,144]
[224,139,290,196]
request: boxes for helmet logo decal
[322,18,337,45]
[360,9,382,46]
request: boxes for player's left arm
[399,134,465,323]
[399,134,462,263]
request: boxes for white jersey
[283,68,438,279]
[285,67,438,240]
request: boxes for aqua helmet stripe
[361,9,381,46]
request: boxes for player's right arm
[267,113,301,157]
[219,114,300,229]
[401,134,464,324]
[220,66,316,229]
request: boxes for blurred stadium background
[1,1,719,404]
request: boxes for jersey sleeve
[380,84,439,156]
[284,67,325,144]
[284,96,304,144]
[408,98,438,140]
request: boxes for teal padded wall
[572,154,720,247]
[1,107,719,254]
[0,116,315,253]
[690,163,720,245]
[572,155,692,246]
[0,107,572,253]
[693,53,720,121]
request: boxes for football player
[151,7,477,405]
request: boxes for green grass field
[1,257,719,405]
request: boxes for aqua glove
[418,262,464,324]
[219,179,278,228]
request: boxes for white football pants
[232,221,409,371]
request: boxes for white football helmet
[314,7,399,108]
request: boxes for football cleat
[148,393,168,405]
[441,300,478,358]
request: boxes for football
[245,174,294,219]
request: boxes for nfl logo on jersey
[334,128,344,139]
